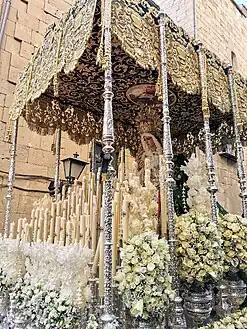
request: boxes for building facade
[0,0,246,226]
[0,0,90,227]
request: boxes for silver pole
[197,42,218,226]
[159,12,186,329]
[193,0,197,40]
[4,118,19,237]
[54,127,61,199]
[101,0,116,327]
[226,64,247,218]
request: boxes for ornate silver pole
[226,64,247,218]
[54,127,61,200]
[4,118,19,237]
[159,12,186,329]
[101,0,116,327]
[197,42,218,225]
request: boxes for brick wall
[0,0,89,228]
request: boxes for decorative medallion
[126,84,177,106]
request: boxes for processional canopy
[9,0,247,156]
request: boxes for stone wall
[157,0,247,78]
[0,0,90,229]
[197,0,247,78]
[158,0,195,36]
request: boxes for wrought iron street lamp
[62,152,88,186]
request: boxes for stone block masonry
[0,0,89,229]
[157,0,247,78]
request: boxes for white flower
[117,232,174,320]
[219,213,247,273]
[176,210,224,285]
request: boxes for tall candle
[112,198,118,276]
[92,195,97,254]
[55,216,61,244]
[122,198,129,243]
[37,217,43,242]
[31,209,35,220]
[62,199,68,219]
[35,207,40,221]
[66,221,71,246]
[60,217,66,245]
[76,205,80,243]
[71,191,76,215]
[57,201,62,217]
[43,210,48,242]
[159,155,168,236]
[24,223,29,242]
[99,209,104,297]
[80,214,85,246]
[17,218,22,239]
[33,218,38,242]
[71,214,76,244]
[49,212,55,243]
[92,235,100,275]
[9,222,15,239]
[62,184,66,202]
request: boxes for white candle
[66,221,71,246]
[55,216,61,244]
[17,218,22,238]
[99,210,104,297]
[60,217,66,244]
[122,198,129,243]
[43,209,48,242]
[80,215,85,246]
[9,222,15,239]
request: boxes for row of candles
[8,154,166,297]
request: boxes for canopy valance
[9,0,247,155]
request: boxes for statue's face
[141,133,162,156]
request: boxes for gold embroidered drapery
[8,0,247,156]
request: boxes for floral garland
[197,307,247,329]
[219,213,247,274]
[176,210,224,285]
[116,232,174,320]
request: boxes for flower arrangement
[176,210,224,285]
[86,314,99,329]
[123,174,158,238]
[0,239,93,328]
[23,242,92,303]
[0,238,26,286]
[219,213,247,274]
[9,278,82,329]
[197,307,247,329]
[116,232,174,320]
[182,153,212,214]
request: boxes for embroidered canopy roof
[9,0,247,156]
